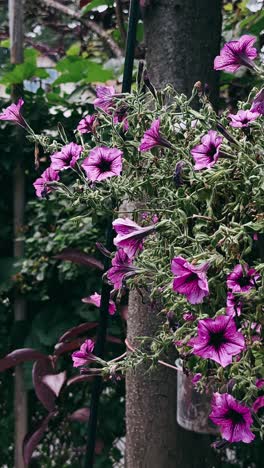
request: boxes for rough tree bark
[126,1,222,467]
[9,1,27,467]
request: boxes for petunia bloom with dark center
[33,167,60,198]
[81,146,123,182]
[189,315,245,367]
[171,256,209,304]
[214,35,258,73]
[50,143,83,171]
[210,393,255,443]
[228,110,260,128]
[77,114,97,134]
[190,130,223,170]
[227,264,260,293]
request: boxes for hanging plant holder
[176,359,218,435]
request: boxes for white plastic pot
[176,359,218,434]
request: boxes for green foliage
[54,56,113,85]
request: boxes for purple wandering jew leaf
[42,371,67,397]
[58,322,98,343]
[106,335,123,345]
[32,358,56,412]
[0,348,48,372]
[54,339,85,356]
[66,375,95,387]
[68,407,90,423]
[53,248,104,271]
[23,412,56,466]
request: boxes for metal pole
[9,1,27,467]
[83,2,139,466]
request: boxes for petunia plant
[1,34,264,454]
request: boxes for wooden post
[9,1,27,467]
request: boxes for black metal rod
[83,3,139,466]
[122,0,140,93]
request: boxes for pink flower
[228,110,260,128]
[0,98,26,128]
[190,130,223,170]
[33,167,60,198]
[107,249,138,290]
[82,146,122,182]
[94,85,116,113]
[50,143,83,171]
[183,312,195,322]
[251,88,264,115]
[252,396,264,413]
[82,292,116,315]
[214,35,258,73]
[226,292,243,317]
[77,114,97,134]
[256,378,264,389]
[113,112,129,132]
[171,256,209,304]
[190,315,245,367]
[227,264,260,293]
[139,119,172,152]
[113,218,156,258]
[192,373,202,385]
[210,393,255,443]
[72,339,95,368]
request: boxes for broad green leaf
[66,42,81,56]
[81,0,112,16]
[0,39,10,48]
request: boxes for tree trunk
[126,1,222,467]
[144,0,222,105]
[9,1,27,467]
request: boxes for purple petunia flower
[107,249,138,290]
[192,373,202,385]
[251,88,264,115]
[77,114,97,134]
[227,264,260,293]
[139,119,172,152]
[0,98,27,128]
[252,396,264,413]
[171,256,209,304]
[50,143,83,171]
[82,292,116,315]
[226,292,243,317]
[94,85,116,113]
[72,339,95,368]
[190,130,223,170]
[113,112,129,132]
[33,167,60,198]
[210,393,255,443]
[228,110,260,128]
[214,35,258,73]
[190,315,245,367]
[256,378,264,389]
[82,146,122,182]
[183,312,195,322]
[113,218,156,258]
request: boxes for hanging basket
[176,359,218,434]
